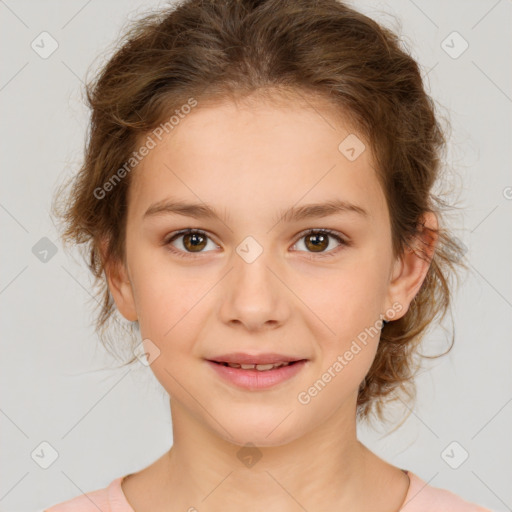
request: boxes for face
[107,94,431,447]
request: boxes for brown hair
[52,0,466,424]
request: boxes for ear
[100,238,138,322]
[385,212,438,320]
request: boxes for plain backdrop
[0,0,511,511]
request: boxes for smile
[219,361,293,370]
[206,359,308,390]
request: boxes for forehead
[128,96,387,225]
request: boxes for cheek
[306,260,388,335]
[128,251,207,341]
[300,258,387,381]
[133,272,207,396]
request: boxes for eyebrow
[143,198,368,224]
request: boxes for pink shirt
[44,471,492,511]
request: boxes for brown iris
[182,232,208,252]
[304,232,329,252]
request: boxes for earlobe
[100,240,138,322]
[385,212,438,319]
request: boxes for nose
[218,248,290,332]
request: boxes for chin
[210,409,307,449]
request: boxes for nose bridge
[219,234,288,329]
[233,233,278,299]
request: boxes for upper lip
[208,352,307,365]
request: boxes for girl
[46,0,491,510]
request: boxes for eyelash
[163,228,349,260]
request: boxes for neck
[162,397,370,511]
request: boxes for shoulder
[43,476,132,512]
[403,471,493,512]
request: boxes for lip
[206,359,308,390]
[208,352,305,365]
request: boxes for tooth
[258,363,291,370]
[224,362,293,370]
[255,364,275,371]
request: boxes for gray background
[0,0,511,510]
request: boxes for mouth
[209,360,305,371]
[206,358,308,390]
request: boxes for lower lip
[206,360,307,390]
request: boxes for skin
[105,92,438,512]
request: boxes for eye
[291,229,347,258]
[164,229,219,258]
[163,228,348,259]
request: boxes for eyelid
[163,228,220,254]
[291,228,348,258]
[293,227,346,244]
[165,228,219,244]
